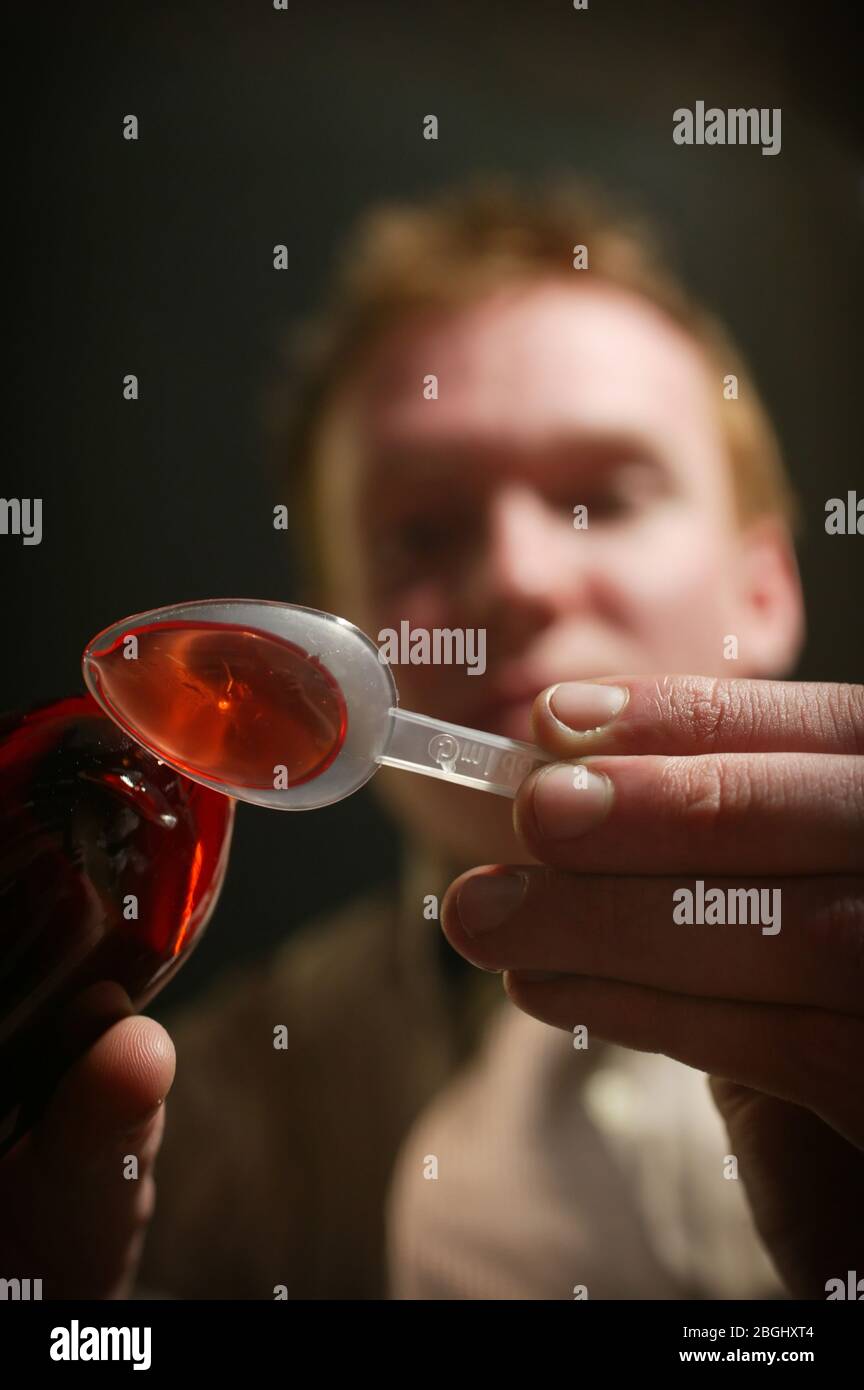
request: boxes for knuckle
[661,754,747,829]
[669,676,738,749]
[830,683,864,754]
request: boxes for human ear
[731,516,805,676]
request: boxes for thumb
[21,1005,176,1298]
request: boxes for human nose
[469,483,586,616]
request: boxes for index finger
[532,675,864,758]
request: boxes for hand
[440,675,864,1298]
[0,983,175,1299]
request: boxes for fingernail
[456,871,527,936]
[547,683,628,733]
[531,764,613,840]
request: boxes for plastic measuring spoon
[82,598,554,811]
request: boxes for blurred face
[315,278,799,867]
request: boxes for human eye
[375,504,480,583]
[576,460,668,524]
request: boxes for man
[4,176,861,1299]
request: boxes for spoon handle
[377,707,553,798]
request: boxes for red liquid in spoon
[84,621,348,790]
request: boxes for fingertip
[37,1013,176,1155]
[530,687,555,745]
[513,766,542,849]
[532,680,632,755]
[439,867,480,947]
[99,1014,177,1123]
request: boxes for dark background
[5,0,862,1013]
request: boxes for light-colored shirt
[136,840,783,1300]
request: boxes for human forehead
[338,279,719,448]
